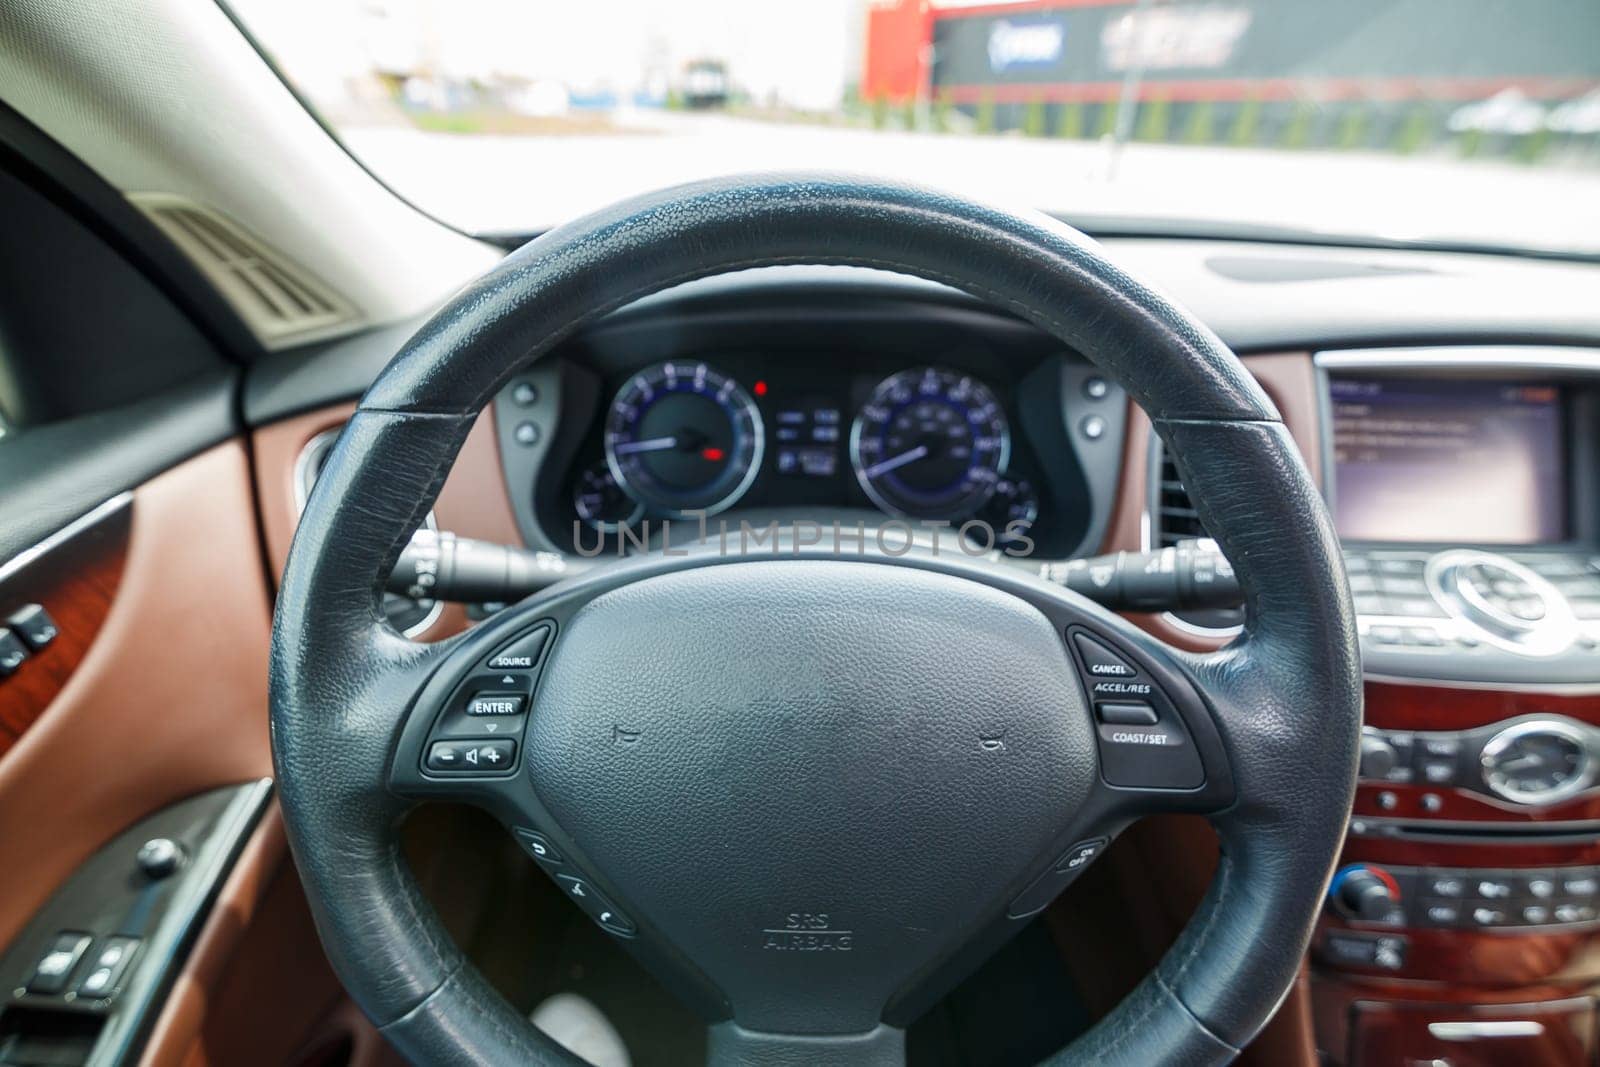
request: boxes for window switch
[75,936,139,1000]
[0,629,28,677]
[7,604,59,651]
[28,931,92,995]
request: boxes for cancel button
[1096,721,1204,789]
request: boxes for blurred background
[227,0,1600,250]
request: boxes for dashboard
[486,287,1128,561]
[253,243,1600,1067]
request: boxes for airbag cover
[526,559,1094,1033]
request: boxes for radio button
[1420,900,1462,926]
[1559,871,1599,898]
[1421,873,1466,898]
[1471,877,1516,901]
[1389,596,1446,618]
[1521,874,1558,900]
[1418,736,1462,759]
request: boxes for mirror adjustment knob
[136,837,185,879]
[1359,734,1398,781]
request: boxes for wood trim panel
[0,503,128,756]
[1312,986,1596,1067]
[1318,679,1600,1061]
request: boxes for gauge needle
[861,444,929,478]
[614,435,678,455]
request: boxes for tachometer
[605,360,764,517]
[850,366,1010,520]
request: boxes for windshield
[228,0,1600,254]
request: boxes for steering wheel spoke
[708,1021,905,1067]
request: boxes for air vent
[1149,433,1243,632]
[133,194,359,346]
[1152,439,1209,548]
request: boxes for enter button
[1096,701,1158,726]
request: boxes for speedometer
[604,360,764,517]
[849,366,1010,520]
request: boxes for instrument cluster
[568,357,1043,547]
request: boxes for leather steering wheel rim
[270,173,1361,1066]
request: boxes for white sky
[230,0,864,109]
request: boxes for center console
[1306,348,1600,1066]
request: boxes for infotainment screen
[1330,377,1565,544]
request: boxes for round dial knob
[136,837,185,879]
[1480,719,1595,806]
[1330,864,1401,923]
[1425,550,1576,655]
[1359,734,1397,781]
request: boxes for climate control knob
[1330,864,1402,924]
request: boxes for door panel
[0,441,271,952]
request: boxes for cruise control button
[1071,633,1137,679]
[1009,837,1110,917]
[426,740,516,773]
[466,692,526,717]
[1053,837,1109,875]
[485,625,552,671]
[1095,702,1158,726]
[1095,721,1204,789]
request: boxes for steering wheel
[270,174,1361,1066]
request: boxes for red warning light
[753,380,768,397]
[701,447,727,462]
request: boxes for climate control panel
[1327,862,1600,933]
